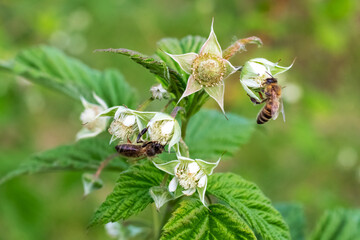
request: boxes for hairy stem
[137,97,154,111]
[94,153,119,179]
[152,204,160,239]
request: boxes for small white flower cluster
[78,102,181,150]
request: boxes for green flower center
[192,53,225,87]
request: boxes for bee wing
[271,94,280,120]
[280,98,285,122]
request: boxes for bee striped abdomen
[257,102,273,124]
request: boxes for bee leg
[248,95,262,104]
[259,92,264,100]
[136,127,149,143]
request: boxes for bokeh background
[1,0,359,239]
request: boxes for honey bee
[249,77,285,124]
[115,141,165,158]
[115,127,165,158]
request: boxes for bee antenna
[265,71,274,78]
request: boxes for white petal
[114,106,127,119]
[76,128,102,141]
[187,162,200,174]
[161,121,174,135]
[182,188,196,196]
[123,115,136,127]
[168,177,178,192]
[197,175,207,188]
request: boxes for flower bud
[150,84,168,100]
[76,93,108,140]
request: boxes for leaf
[309,208,360,240]
[2,46,137,107]
[161,199,256,240]
[185,109,255,160]
[275,203,306,240]
[0,134,128,184]
[207,173,290,240]
[89,161,164,227]
[94,48,185,99]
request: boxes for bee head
[265,77,277,84]
[154,143,165,154]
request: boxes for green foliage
[309,208,360,240]
[0,46,137,107]
[94,48,185,100]
[186,109,255,159]
[207,173,290,240]
[0,135,128,184]
[275,203,305,240]
[89,161,164,227]
[161,200,256,240]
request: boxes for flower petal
[168,177,178,192]
[197,175,207,188]
[76,127,102,140]
[182,188,196,196]
[223,59,240,79]
[178,75,203,103]
[165,52,198,74]
[204,82,225,115]
[200,19,222,57]
[187,162,200,174]
[152,160,179,175]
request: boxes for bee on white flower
[153,155,220,206]
[99,106,156,144]
[240,58,293,102]
[76,93,108,140]
[147,112,181,150]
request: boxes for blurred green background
[1,0,359,239]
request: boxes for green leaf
[275,203,305,240]
[207,173,290,240]
[186,109,255,160]
[94,48,184,99]
[0,134,128,184]
[2,46,137,107]
[89,161,164,227]
[310,208,360,240]
[161,200,256,240]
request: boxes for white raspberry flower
[165,19,239,114]
[153,155,220,206]
[76,93,108,140]
[240,58,293,102]
[99,106,156,144]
